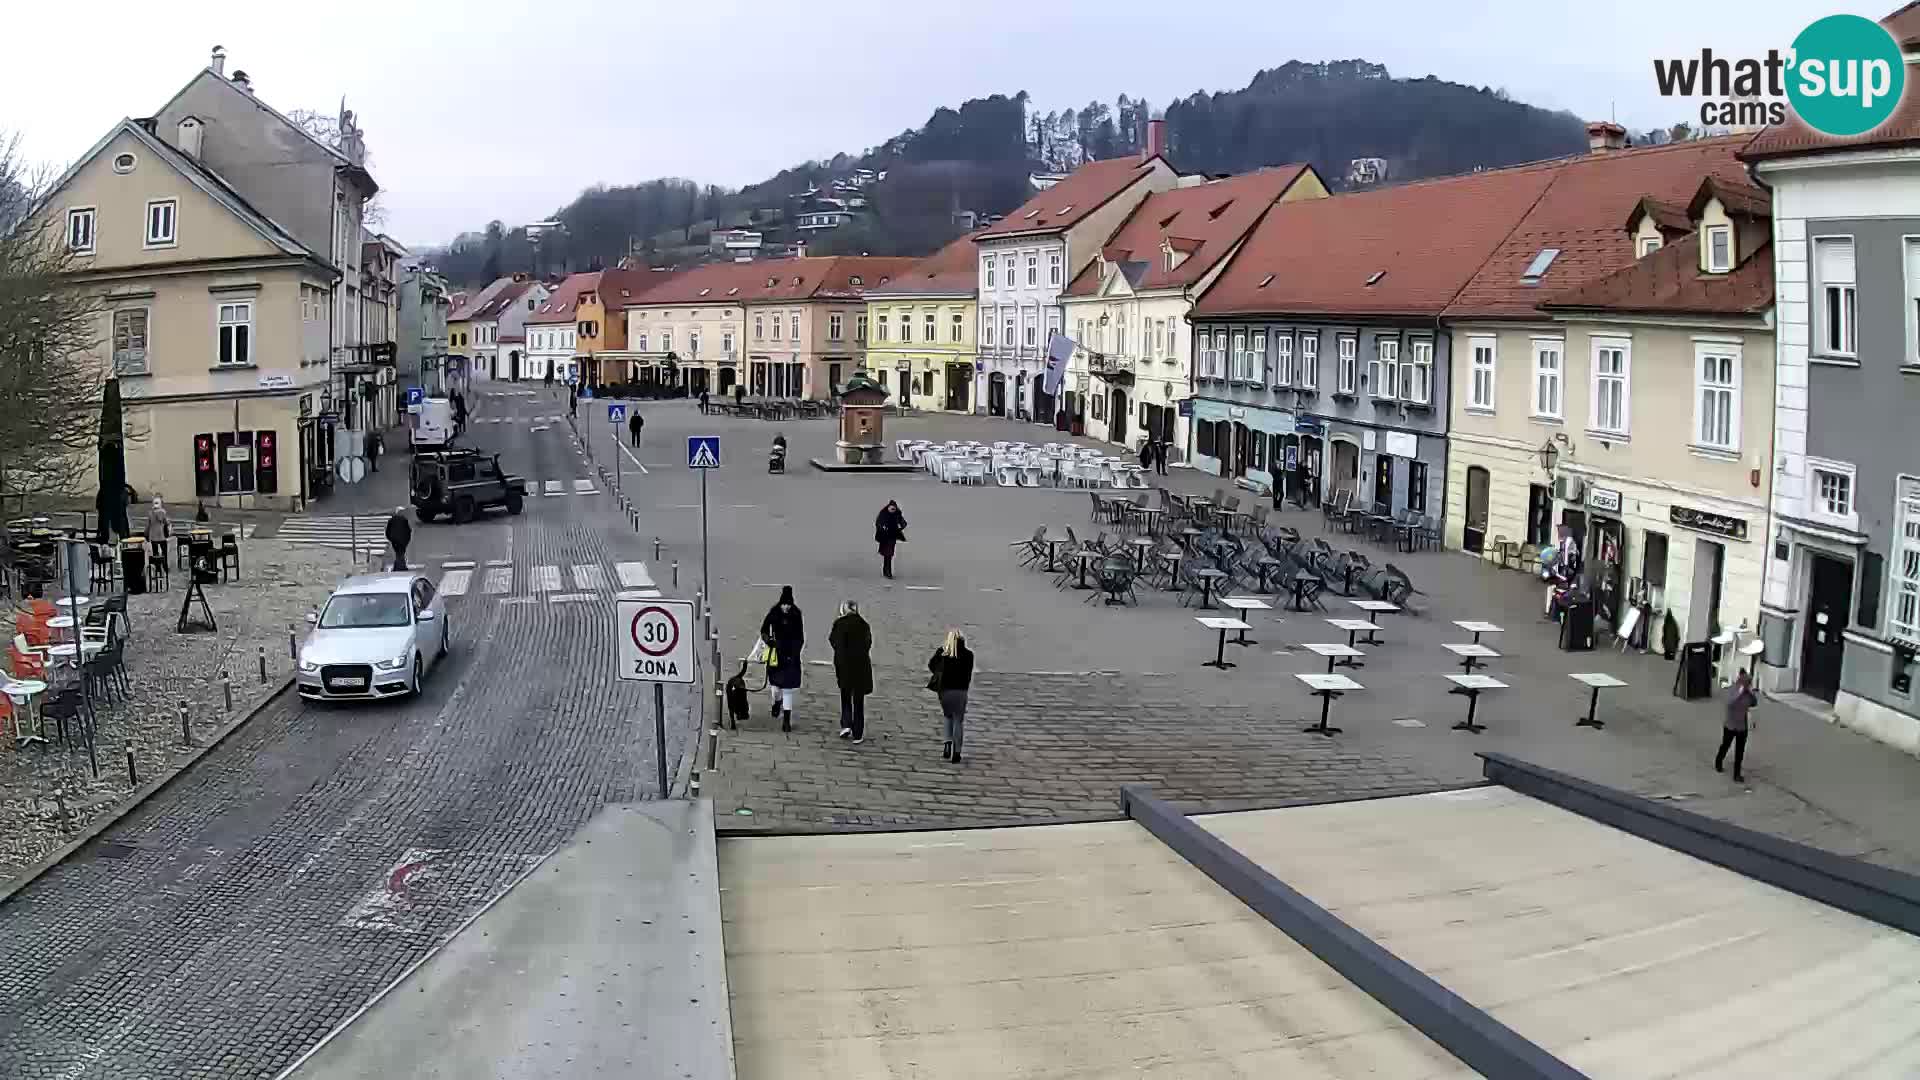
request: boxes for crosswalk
[474,415,568,424]
[275,514,390,555]
[435,560,661,603]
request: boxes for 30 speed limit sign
[616,598,695,683]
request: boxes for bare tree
[0,132,111,502]
[287,108,386,227]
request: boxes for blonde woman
[926,629,974,764]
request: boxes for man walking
[568,384,579,419]
[386,506,412,571]
[1154,438,1169,476]
[1716,668,1758,782]
[628,409,644,447]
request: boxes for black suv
[411,449,527,523]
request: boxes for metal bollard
[257,646,267,684]
[126,749,138,787]
[289,627,297,659]
[695,591,704,625]
[653,538,662,561]
[672,561,679,588]
[180,702,192,745]
[221,674,232,713]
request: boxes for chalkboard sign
[1670,505,1748,541]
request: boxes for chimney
[1586,120,1628,153]
[210,45,226,77]
[1144,118,1167,161]
[178,116,204,161]
[231,69,252,93]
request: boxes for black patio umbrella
[96,376,130,541]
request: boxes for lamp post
[1537,439,1559,475]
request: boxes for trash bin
[121,538,147,595]
[1559,598,1596,652]
[1673,641,1714,700]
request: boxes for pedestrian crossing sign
[687,435,722,469]
[607,404,627,424]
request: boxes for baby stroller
[768,435,788,474]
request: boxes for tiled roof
[973,155,1167,240]
[1625,197,1692,235]
[468,280,536,322]
[867,232,980,296]
[1539,232,1773,316]
[1193,163,1562,318]
[449,277,518,321]
[1443,135,1755,319]
[622,256,917,306]
[1886,0,1920,47]
[1688,175,1770,220]
[1063,165,1314,298]
[528,272,600,324]
[597,266,676,307]
[1744,5,1920,160]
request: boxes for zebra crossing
[434,559,661,603]
[474,415,568,425]
[274,514,390,556]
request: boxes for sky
[1,0,1849,250]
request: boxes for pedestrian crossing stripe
[440,569,472,597]
[573,479,598,495]
[615,562,652,588]
[275,514,389,553]
[483,567,512,594]
[543,480,562,496]
[571,564,605,590]
[434,560,661,602]
[532,566,562,592]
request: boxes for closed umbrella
[96,376,129,541]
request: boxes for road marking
[532,565,562,592]
[573,479,598,495]
[615,562,654,588]
[439,569,472,597]
[618,588,662,599]
[904,585,942,591]
[530,425,549,432]
[664,504,700,510]
[485,558,510,567]
[727,504,757,509]
[547,592,594,604]
[571,564,606,590]
[618,441,651,476]
[483,567,512,594]
[746,583,785,588]
[1393,718,1427,728]
[442,560,476,569]
[499,596,538,606]
[543,480,562,496]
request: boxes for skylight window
[1024,209,1041,219]
[698,288,711,296]
[1259,273,1275,288]
[1365,270,1386,287]
[1160,213,1179,228]
[1058,205,1074,214]
[849,275,862,285]
[726,287,738,296]
[1208,201,1233,221]
[1520,248,1561,283]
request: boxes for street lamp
[1537,439,1558,474]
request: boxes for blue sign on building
[406,386,424,406]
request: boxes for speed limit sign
[616,598,694,683]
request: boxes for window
[856,314,867,342]
[899,313,912,343]
[721,330,734,354]
[1408,460,1429,513]
[1196,419,1217,457]
[984,257,995,288]
[66,208,95,253]
[1026,252,1038,285]
[1336,335,1357,394]
[1230,331,1247,381]
[1300,334,1319,387]
[1468,336,1496,410]
[1590,338,1630,434]
[145,199,177,247]
[112,152,137,174]
[1090,392,1104,421]
[217,301,252,366]
[828,313,843,340]
[1638,235,1662,257]
[771,313,782,341]
[1004,313,1014,348]
[690,330,701,356]
[790,314,800,340]
[754,314,764,340]
[1211,331,1228,379]
[982,314,994,347]
[1370,338,1399,399]
[1251,331,1267,383]
[1273,333,1294,386]
[1892,478,1920,645]
[1531,339,1563,418]
[924,312,936,342]
[1706,226,1732,272]
[112,308,149,375]
[1810,463,1855,525]
[635,333,647,352]
[1406,339,1433,404]
[951,312,963,342]
[1049,251,1062,285]
[1693,344,1740,451]
[1814,236,1857,357]
[875,314,888,342]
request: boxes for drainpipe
[1744,157,1784,669]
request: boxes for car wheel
[451,496,476,524]
[411,654,425,695]
[505,493,523,515]
[415,507,437,523]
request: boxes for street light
[1537,439,1558,474]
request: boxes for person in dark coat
[628,409,644,447]
[1155,439,1170,476]
[928,629,974,764]
[386,506,412,571]
[759,586,805,732]
[875,501,908,579]
[452,391,468,435]
[1138,438,1153,469]
[1716,668,1758,782]
[699,389,711,415]
[829,600,873,742]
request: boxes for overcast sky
[3,0,1846,249]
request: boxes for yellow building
[863,233,979,411]
[34,117,337,508]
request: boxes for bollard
[257,646,267,684]
[672,561,679,588]
[126,749,138,787]
[180,702,192,746]
[222,673,232,712]
[654,538,662,561]
[289,627,297,659]
[695,591,704,626]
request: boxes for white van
[411,397,455,452]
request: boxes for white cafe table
[1442,642,1500,674]
[4,677,49,746]
[1196,617,1252,670]
[1297,672,1362,736]
[1444,673,1508,733]
[1453,620,1505,645]
[1569,672,1629,729]
[1216,597,1271,646]
[1302,642,1364,673]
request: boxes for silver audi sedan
[296,572,449,701]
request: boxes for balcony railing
[1088,352,1132,376]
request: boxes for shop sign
[1383,430,1417,459]
[1670,504,1748,541]
[1587,486,1622,513]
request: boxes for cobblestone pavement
[0,539,337,883]
[0,389,701,1080]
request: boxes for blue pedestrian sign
[687,435,722,469]
[406,386,424,407]
[607,403,627,424]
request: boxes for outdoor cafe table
[1190,568,1228,609]
[1297,672,1361,737]
[1287,571,1322,612]
[1454,620,1505,645]
[1443,642,1500,675]
[1157,549,1184,591]
[1569,671,1629,729]
[1066,549,1103,590]
[4,677,48,747]
[46,640,105,666]
[47,615,76,631]
[1196,617,1252,670]
[1041,536,1070,573]
[1126,536,1156,572]
[1302,642,1364,673]
[1347,598,1401,619]
[1326,617,1383,650]
[1132,505,1167,535]
[1216,596,1270,645]
[1445,673,1508,733]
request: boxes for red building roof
[1539,232,1773,317]
[528,271,600,324]
[1062,165,1316,298]
[868,232,981,296]
[973,155,1168,240]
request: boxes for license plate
[326,677,366,690]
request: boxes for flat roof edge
[1120,784,1589,1080]
[1479,752,1920,937]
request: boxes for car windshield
[318,592,412,629]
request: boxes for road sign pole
[612,423,621,495]
[654,681,668,798]
[700,468,711,605]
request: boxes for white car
[297,573,449,700]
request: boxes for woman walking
[875,500,908,579]
[829,600,873,743]
[927,629,974,764]
[1716,668,1758,782]
[760,586,805,732]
